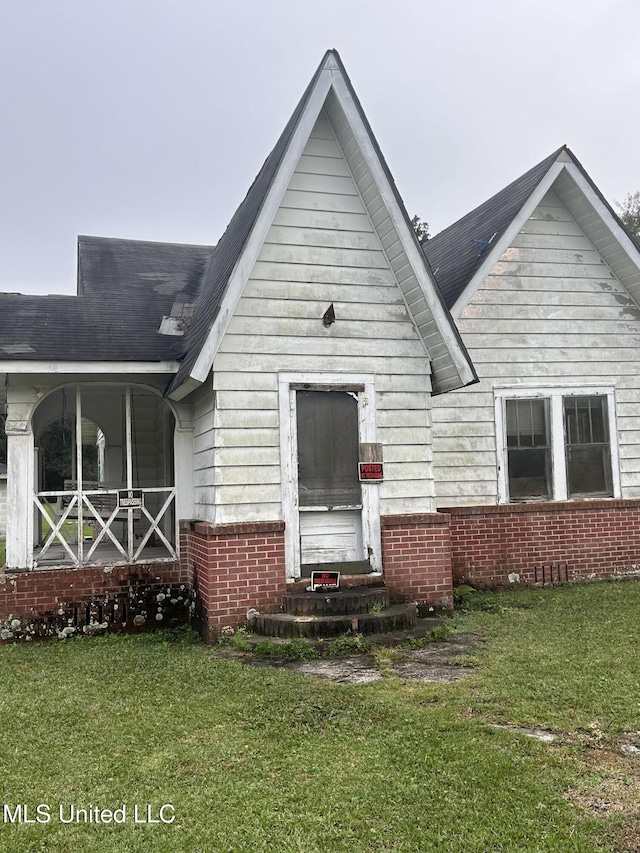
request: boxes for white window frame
[278,372,381,579]
[495,386,621,504]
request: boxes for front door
[296,390,364,573]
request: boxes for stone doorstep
[244,617,445,649]
[256,603,418,639]
[283,586,390,616]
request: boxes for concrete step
[283,587,390,617]
[255,603,417,639]
[286,574,384,594]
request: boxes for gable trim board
[449,161,565,319]
[167,50,476,402]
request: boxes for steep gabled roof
[166,57,329,397]
[0,50,477,393]
[166,49,476,398]
[425,146,640,317]
[424,147,565,310]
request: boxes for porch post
[174,426,194,524]
[5,412,34,570]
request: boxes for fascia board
[166,375,201,402]
[330,74,476,387]
[0,361,180,374]
[188,69,334,386]
[562,162,640,272]
[451,161,566,320]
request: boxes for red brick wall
[380,513,453,612]
[445,499,640,587]
[182,520,287,641]
[0,561,188,641]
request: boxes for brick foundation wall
[380,513,453,612]
[0,561,189,641]
[181,520,287,642]
[445,499,640,588]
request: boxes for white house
[0,51,475,638]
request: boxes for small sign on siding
[359,462,384,481]
[359,443,383,481]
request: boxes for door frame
[278,372,381,580]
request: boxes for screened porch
[32,384,177,567]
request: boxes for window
[563,396,612,497]
[506,398,551,499]
[496,389,619,503]
[0,414,6,468]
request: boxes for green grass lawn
[0,539,4,566]
[0,581,638,852]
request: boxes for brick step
[255,604,417,639]
[286,573,384,594]
[283,587,390,617]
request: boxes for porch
[4,380,190,571]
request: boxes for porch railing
[33,486,177,567]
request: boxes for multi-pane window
[506,399,551,499]
[498,390,618,503]
[563,396,611,497]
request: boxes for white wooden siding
[432,189,640,505]
[192,382,216,522]
[0,478,6,539]
[202,109,434,523]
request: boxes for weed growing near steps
[253,637,319,661]
[453,584,538,613]
[323,632,371,657]
[396,622,454,650]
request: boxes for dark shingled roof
[0,291,183,362]
[0,237,213,364]
[166,52,334,394]
[78,236,212,299]
[424,147,565,309]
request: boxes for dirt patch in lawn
[564,741,640,851]
[243,633,482,685]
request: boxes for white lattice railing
[33,486,177,566]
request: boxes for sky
[1,0,640,295]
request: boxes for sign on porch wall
[117,489,144,509]
[359,442,383,482]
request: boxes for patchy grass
[450,581,640,734]
[0,539,5,566]
[0,581,638,851]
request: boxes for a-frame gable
[167,50,476,400]
[432,148,640,320]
